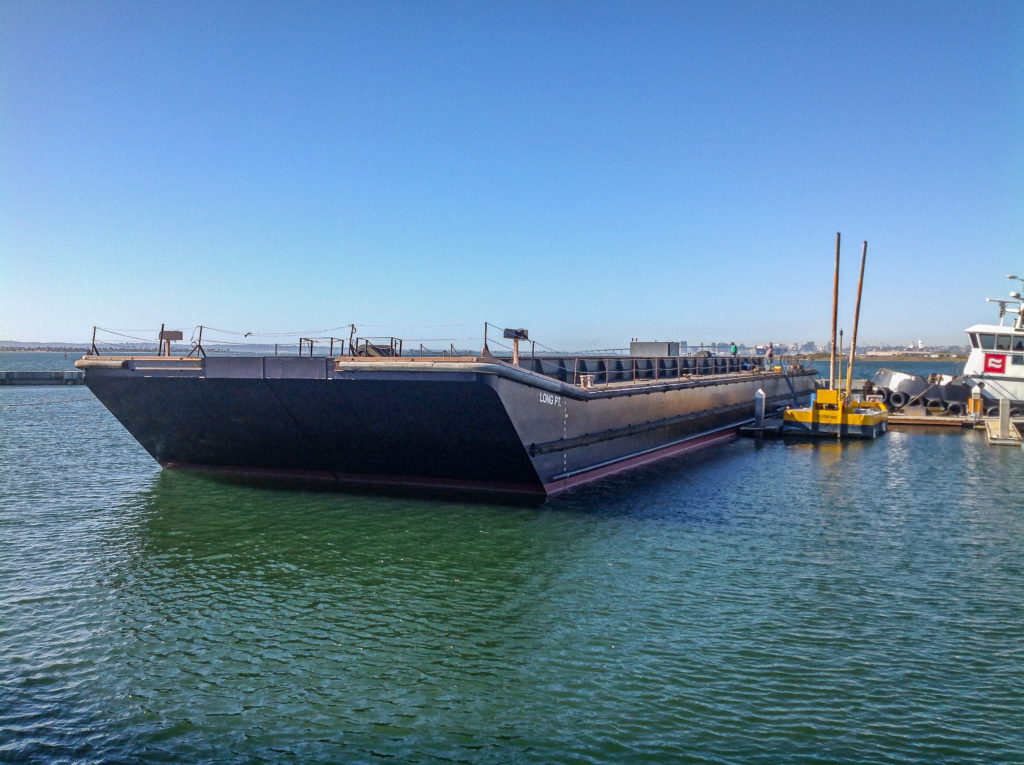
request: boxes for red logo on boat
[984,354,1006,373]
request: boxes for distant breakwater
[0,370,83,385]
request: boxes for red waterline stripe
[543,428,739,496]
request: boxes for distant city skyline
[2,1,1021,346]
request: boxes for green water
[1,387,1022,763]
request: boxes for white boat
[962,274,1024,413]
[872,274,1024,416]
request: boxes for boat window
[996,335,1011,350]
[1014,338,1024,351]
[1014,355,1024,366]
[969,333,979,348]
[978,333,995,349]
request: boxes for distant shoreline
[0,347,94,353]
[795,352,968,362]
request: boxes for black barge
[76,351,817,500]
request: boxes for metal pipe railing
[540,353,793,388]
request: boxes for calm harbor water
[0,352,84,372]
[2,372,1022,762]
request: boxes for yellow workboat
[783,233,889,440]
[783,387,888,438]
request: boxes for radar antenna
[986,298,1019,326]
[1008,275,1024,331]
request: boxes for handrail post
[188,325,207,358]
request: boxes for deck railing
[498,354,792,388]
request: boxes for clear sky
[2,0,1022,350]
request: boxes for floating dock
[887,403,1023,443]
[0,370,84,386]
[738,416,785,438]
[887,406,973,428]
[741,402,1023,451]
[984,419,1022,446]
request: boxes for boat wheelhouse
[962,275,1024,411]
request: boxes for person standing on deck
[764,343,774,370]
[729,341,737,357]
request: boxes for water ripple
[1,392,1022,762]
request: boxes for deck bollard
[755,388,765,429]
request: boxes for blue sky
[2,0,1021,350]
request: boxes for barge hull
[78,355,816,499]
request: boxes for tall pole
[829,232,841,390]
[845,241,868,396]
[838,328,844,392]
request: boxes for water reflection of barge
[77,341,816,500]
